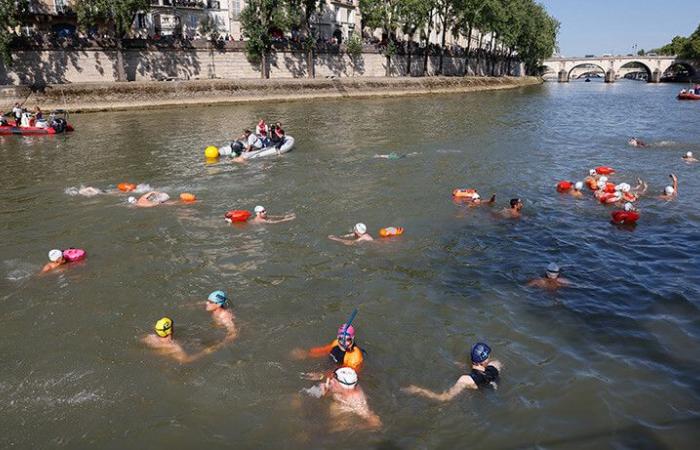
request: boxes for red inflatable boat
[677,91,700,100]
[0,109,74,135]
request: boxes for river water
[1,80,699,449]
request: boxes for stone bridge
[542,56,698,82]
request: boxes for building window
[348,10,355,25]
[231,0,241,20]
[136,13,147,29]
[335,7,343,24]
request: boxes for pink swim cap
[337,323,355,338]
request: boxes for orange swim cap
[118,182,136,192]
[180,193,196,202]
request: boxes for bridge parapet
[542,55,697,83]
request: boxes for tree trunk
[386,54,391,77]
[115,38,127,82]
[438,8,447,75]
[422,8,434,76]
[475,33,484,75]
[261,51,270,79]
[406,35,413,76]
[507,49,513,76]
[489,34,496,76]
[307,48,315,78]
[463,23,473,76]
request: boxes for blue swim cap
[471,342,491,363]
[207,290,228,306]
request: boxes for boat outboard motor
[51,117,67,133]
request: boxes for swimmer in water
[682,151,697,163]
[633,177,648,196]
[249,205,296,224]
[657,174,678,201]
[628,137,647,148]
[584,169,599,190]
[374,152,405,160]
[464,193,496,207]
[41,249,65,273]
[499,198,523,219]
[569,182,584,198]
[328,223,374,244]
[527,263,571,289]
[128,191,171,208]
[292,323,364,373]
[403,342,502,401]
[305,367,382,431]
[205,290,238,343]
[142,317,220,363]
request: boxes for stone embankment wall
[1,47,523,85]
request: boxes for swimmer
[465,193,496,207]
[41,249,65,273]
[249,205,296,224]
[374,152,405,160]
[628,137,647,148]
[305,367,381,431]
[569,182,584,198]
[142,317,220,363]
[499,198,523,219]
[633,177,648,196]
[205,290,238,342]
[584,169,599,190]
[328,223,374,244]
[292,322,364,372]
[403,342,502,401]
[527,263,571,289]
[657,173,678,201]
[128,191,171,208]
[682,151,697,163]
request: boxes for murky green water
[1,80,699,449]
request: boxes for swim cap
[547,262,560,274]
[207,290,228,306]
[154,193,170,203]
[353,223,367,235]
[624,202,634,212]
[473,193,481,200]
[621,183,631,193]
[337,323,356,339]
[127,196,137,204]
[613,191,623,199]
[471,342,491,363]
[665,186,675,195]
[509,198,520,207]
[574,181,583,191]
[155,317,173,337]
[48,249,63,262]
[599,176,608,184]
[254,205,266,214]
[614,184,622,192]
[686,151,693,158]
[589,169,597,176]
[334,367,358,389]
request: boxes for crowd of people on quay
[33,122,696,431]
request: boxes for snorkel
[339,308,358,351]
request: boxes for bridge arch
[659,60,696,81]
[567,63,606,81]
[617,61,652,81]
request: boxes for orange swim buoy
[118,182,137,192]
[603,182,616,194]
[180,193,196,202]
[556,180,573,192]
[224,210,251,223]
[452,188,478,199]
[595,166,615,175]
[611,210,639,225]
[379,226,404,237]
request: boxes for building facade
[143,1,231,38]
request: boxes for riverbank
[0,76,541,113]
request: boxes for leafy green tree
[434,0,457,75]
[287,0,323,78]
[397,0,433,76]
[0,0,28,66]
[453,0,486,76]
[346,32,363,75]
[240,0,291,78]
[360,0,400,76]
[74,0,151,81]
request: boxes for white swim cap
[614,184,622,191]
[155,193,170,203]
[686,151,693,158]
[254,205,266,214]
[334,367,358,389]
[589,169,597,176]
[624,202,634,211]
[127,196,137,204]
[48,249,63,262]
[621,183,631,193]
[599,176,608,184]
[473,193,481,200]
[353,223,367,235]
[665,186,675,195]
[614,191,623,199]
[574,181,583,191]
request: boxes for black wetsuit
[469,365,499,388]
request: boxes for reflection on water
[0,81,699,449]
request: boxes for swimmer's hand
[300,372,324,381]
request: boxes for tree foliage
[240,0,291,64]
[0,0,28,66]
[74,0,151,38]
[652,23,700,59]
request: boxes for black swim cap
[510,198,521,207]
[471,342,491,363]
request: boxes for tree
[0,0,28,66]
[287,0,323,78]
[397,0,433,76]
[680,24,700,59]
[240,0,291,79]
[453,0,486,76]
[360,0,400,77]
[74,0,151,82]
[346,33,363,76]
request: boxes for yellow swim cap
[155,317,173,337]
[204,146,219,159]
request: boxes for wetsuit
[469,365,499,388]
[307,339,364,371]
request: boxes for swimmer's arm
[265,215,296,223]
[671,174,678,195]
[304,342,336,358]
[224,322,239,342]
[328,235,355,244]
[403,376,474,401]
